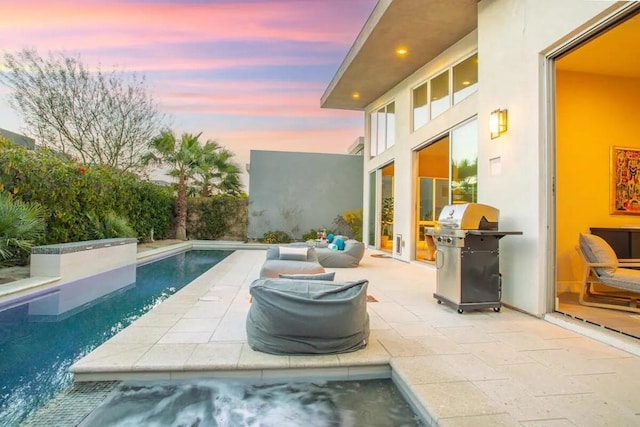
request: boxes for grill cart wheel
[457,308,464,314]
[493,307,501,312]
[437,300,442,304]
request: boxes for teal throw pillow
[335,237,345,250]
[326,233,334,243]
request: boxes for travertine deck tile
[411,381,504,419]
[132,343,197,370]
[185,342,242,369]
[68,247,640,426]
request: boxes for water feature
[0,249,233,426]
[80,378,424,426]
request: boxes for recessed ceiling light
[352,92,360,100]
[462,81,471,86]
[396,47,408,56]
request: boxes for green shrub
[187,195,247,240]
[302,228,335,241]
[89,211,137,239]
[0,195,45,265]
[262,230,291,244]
[0,146,173,243]
[343,208,363,241]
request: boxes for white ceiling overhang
[321,0,478,111]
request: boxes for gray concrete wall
[248,150,363,240]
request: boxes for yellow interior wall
[418,137,450,178]
[556,70,640,284]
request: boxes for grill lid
[437,203,499,230]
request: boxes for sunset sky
[0,0,376,185]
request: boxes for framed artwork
[612,146,640,214]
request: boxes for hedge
[187,195,247,241]
[0,146,174,243]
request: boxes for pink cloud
[1,1,369,52]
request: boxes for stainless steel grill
[426,203,521,313]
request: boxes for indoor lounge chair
[577,233,640,313]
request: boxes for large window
[453,53,478,104]
[413,83,428,131]
[412,53,478,132]
[450,120,478,203]
[368,171,376,246]
[369,101,396,157]
[413,119,478,262]
[430,71,450,119]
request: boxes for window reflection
[430,71,450,119]
[450,120,478,203]
[386,102,395,148]
[369,112,377,158]
[453,54,478,104]
[413,83,428,131]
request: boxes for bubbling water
[80,379,422,427]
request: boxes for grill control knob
[436,237,442,242]
[446,238,453,244]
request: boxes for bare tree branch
[0,49,166,173]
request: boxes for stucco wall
[248,150,364,240]
[477,0,618,315]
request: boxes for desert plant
[381,197,394,236]
[342,208,363,241]
[0,196,45,265]
[89,211,136,239]
[262,230,291,244]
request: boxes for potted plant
[381,197,394,246]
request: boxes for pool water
[80,378,424,427]
[0,249,232,426]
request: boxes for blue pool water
[0,249,232,426]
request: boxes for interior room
[380,163,395,252]
[414,136,449,262]
[555,11,640,339]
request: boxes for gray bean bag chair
[246,278,370,355]
[316,239,365,268]
[259,246,325,278]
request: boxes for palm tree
[0,196,45,265]
[144,131,210,240]
[194,148,243,197]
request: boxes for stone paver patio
[69,247,640,426]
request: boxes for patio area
[39,247,640,425]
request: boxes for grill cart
[426,203,522,313]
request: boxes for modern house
[321,0,640,332]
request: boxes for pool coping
[0,240,266,305]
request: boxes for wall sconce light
[490,109,508,139]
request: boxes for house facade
[322,0,640,317]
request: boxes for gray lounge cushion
[246,278,370,355]
[579,233,618,276]
[316,240,365,268]
[278,246,309,261]
[279,272,336,281]
[260,245,325,278]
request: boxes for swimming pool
[0,249,233,426]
